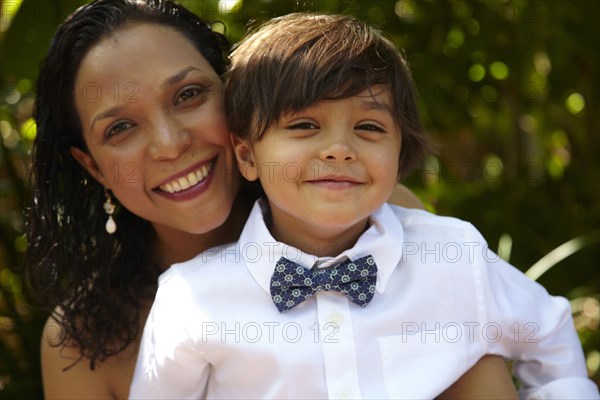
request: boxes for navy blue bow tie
[270,255,378,313]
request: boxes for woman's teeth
[159,163,212,193]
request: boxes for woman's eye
[106,121,134,139]
[356,123,385,132]
[175,86,206,105]
[286,121,318,130]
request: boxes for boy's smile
[234,87,402,256]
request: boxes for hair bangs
[243,29,398,141]
[226,12,430,174]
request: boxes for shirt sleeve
[467,224,599,399]
[129,276,209,399]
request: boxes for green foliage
[0,99,43,397]
[0,0,598,395]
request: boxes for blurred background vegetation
[0,0,598,397]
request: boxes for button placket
[317,294,361,399]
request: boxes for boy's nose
[148,116,192,160]
[320,135,356,162]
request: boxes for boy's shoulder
[385,203,473,229]
[384,203,484,242]
[157,241,242,288]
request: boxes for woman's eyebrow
[89,66,208,131]
[90,105,125,131]
[162,66,205,89]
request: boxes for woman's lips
[153,158,216,200]
[158,162,213,193]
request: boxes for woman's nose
[148,116,192,160]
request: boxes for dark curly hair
[24,0,230,369]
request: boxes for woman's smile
[72,23,238,235]
[154,157,217,200]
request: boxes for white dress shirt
[130,200,599,399]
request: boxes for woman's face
[72,23,238,235]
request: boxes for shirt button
[328,311,344,326]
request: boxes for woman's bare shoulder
[437,355,518,399]
[41,315,137,399]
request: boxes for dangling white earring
[103,189,117,234]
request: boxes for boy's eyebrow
[362,99,393,114]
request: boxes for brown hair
[225,12,428,176]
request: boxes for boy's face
[233,87,401,253]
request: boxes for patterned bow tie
[270,255,378,313]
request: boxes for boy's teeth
[159,163,212,193]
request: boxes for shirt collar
[239,198,404,295]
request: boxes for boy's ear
[70,147,109,187]
[230,134,259,182]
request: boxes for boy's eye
[286,121,318,130]
[175,86,207,105]
[106,121,135,139]
[356,123,385,132]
